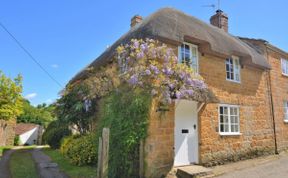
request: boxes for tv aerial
[202,0,221,11]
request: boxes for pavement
[31,148,69,178]
[0,146,68,178]
[213,152,288,178]
[0,149,15,178]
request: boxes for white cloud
[51,64,59,68]
[45,99,54,104]
[25,93,37,100]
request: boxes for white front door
[174,100,199,166]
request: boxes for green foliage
[17,100,56,126]
[0,71,23,120]
[56,83,96,135]
[63,134,97,166]
[60,135,80,155]
[44,148,97,178]
[14,135,20,146]
[98,88,152,178]
[42,121,71,149]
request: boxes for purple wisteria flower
[145,69,151,75]
[133,40,139,49]
[162,67,173,76]
[136,52,144,60]
[184,90,194,96]
[140,43,148,52]
[128,75,138,85]
[150,65,160,74]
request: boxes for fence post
[102,128,110,178]
[139,139,144,178]
[97,128,110,178]
[97,137,103,178]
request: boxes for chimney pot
[130,15,143,28]
[210,10,228,32]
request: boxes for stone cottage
[70,8,287,178]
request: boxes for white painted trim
[219,132,242,136]
[281,58,288,76]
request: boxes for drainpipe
[265,45,279,154]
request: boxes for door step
[176,165,213,178]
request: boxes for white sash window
[178,43,199,73]
[226,56,240,83]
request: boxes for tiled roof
[15,123,38,135]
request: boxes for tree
[17,100,56,126]
[0,71,23,120]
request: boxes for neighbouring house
[69,8,288,177]
[15,123,43,145]
[0,119,16,146]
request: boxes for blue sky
[1,1,287,105]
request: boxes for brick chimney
[130,15,143,28]
[210,10,228,32]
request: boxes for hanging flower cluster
[116,38,207,104]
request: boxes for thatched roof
[71,8,270,83]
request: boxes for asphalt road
[216,154,288,178]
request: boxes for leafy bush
[64,134,97,166]
[98,88,151,178]
[14,135,20,146]
[42,121,71,149]
[60,135,79,155]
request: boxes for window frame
[226,56,241,83]
[284,101,288,123]
[281,58,288,76]
[178,42,199,73]
[218,104,241,136]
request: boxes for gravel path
[31,148,69,178]
[0,149,15,178]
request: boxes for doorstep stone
[176,165,213,178]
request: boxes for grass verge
[0,146,12,157]
[9,150,39,178]
[43,148,97,178]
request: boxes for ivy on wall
[97,87,152,178]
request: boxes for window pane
[220,115,224,123]
[282,59,287,74]
[224,115,229,124]
[220,107,223,114]
[224,125,229,132]
[231,125,235,132]
[223,107,228,115]
[220,124,224,132]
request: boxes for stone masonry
[0,119,16,146]
[266,47,288,152]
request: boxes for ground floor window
[219,104,240,135]
[284,101,288,122]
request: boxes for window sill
[282,73,288,77]
[226,79,241,84]
[219,132,242,136]
[284,120,288,123]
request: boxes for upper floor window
[219,105,240,135]
[178,43,199,73]
[226,56,240,83]
[284,101,288,122]
[281,58,288,76]
[118,55,128,74]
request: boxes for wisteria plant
[116,38,207,105]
